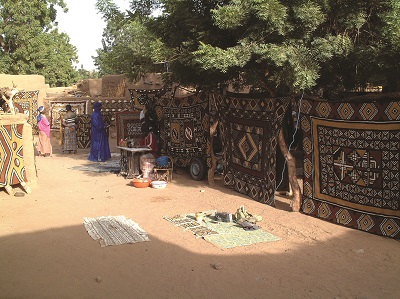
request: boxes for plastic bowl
[132,178,151,188]
[151,180,167,189]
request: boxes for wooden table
[116,146,152,179]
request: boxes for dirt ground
[0,132,399,299]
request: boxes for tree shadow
[0,224,399,298]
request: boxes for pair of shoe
[235,205,263,223]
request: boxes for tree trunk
[277,130,301,212]
[208,121,219,186]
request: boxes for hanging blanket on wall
[115,110,142,142]
[49,100,89,130]
[300,96,400,239]
[0,124,26,187]
[90,98,132,125]
[76,114,91,149]
[155,93,211,167]
[217,92,291,206]
[12,91,39,134]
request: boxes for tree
[94,0,168,79]
[191,0,400,94]
[0,0,79,86]
[95,1,400,210]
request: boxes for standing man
[88,102,111,162]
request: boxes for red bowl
[132,178,151,188]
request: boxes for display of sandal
[235,205,262,223]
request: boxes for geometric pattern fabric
[154,93,211,168]
[115,110,142,142]
[300,97,400,239]
[90,98,132,125]
[76,114,92,149]
[217,92,291,206]
[0,124,26,187]
[12,91,39,134]
[49,100,89,130]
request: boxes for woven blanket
[84,215,149,247]
[128,89,155,109]
[0,124,26,187]
[115,110,142,142]
[70,156,120,173]
[90,99,132,127]
[155,93,211,167]
[12,91,39,134]
[217,92,291,206]
[76,114,91,149]
[300,96,400,239]
[164,211,280,249]
[49,100,89,130]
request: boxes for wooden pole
[277,130,301,212]
[207,120,219,186]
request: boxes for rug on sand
[69,156,121,173]
[84,215,150,247]
[164,211,280,249]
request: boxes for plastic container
[132,178,151,188]
[151,180,167,189]
[155,156,169,167]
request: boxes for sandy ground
[1,132,399,299]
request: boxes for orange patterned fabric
[0,124,26,186]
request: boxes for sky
[56,0,130,71]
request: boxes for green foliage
[0,0,79,87]
[94,0,168,79]
[95,0,400,93]
[380,0,400,49]
[94,17,171,79]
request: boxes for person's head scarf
[37,106,45,122]
[93,102,102,113]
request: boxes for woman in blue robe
[88,102,111,162]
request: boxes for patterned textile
[115,110,142,142]
[154,93,211,167]
[63,127,77,151]
[70,157,121,173]
[129,89,145,109]
[300,96,400,239]
[163,211,280,249]
[12,91,39,134]
[76,114,91,149]
[84,215,149,247]
[217,92,291,206]
[90,98,132,124]
[0,124,26,187]
[49,100,89,130]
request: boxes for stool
[153,157,173,182]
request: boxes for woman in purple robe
[88,102,111,162]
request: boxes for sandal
[235,206,263,223]
[237,219,260,231]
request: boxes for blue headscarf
[93,102,102,112]
[37,106,44,122]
